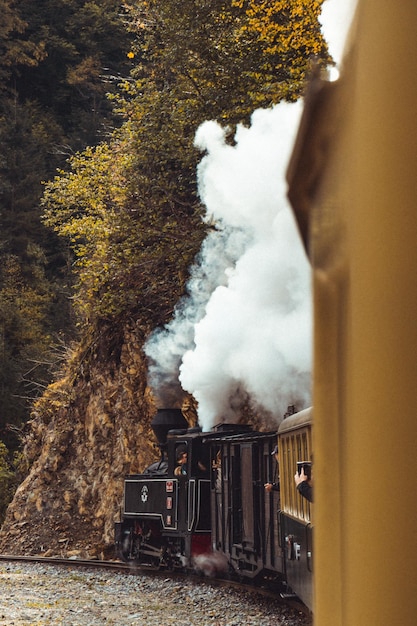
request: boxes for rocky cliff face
[0,320,162,558]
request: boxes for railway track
[0,555,312,625]
[0,553,310,618]
[0,553,131,572]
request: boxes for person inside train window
[174,450,188,476]
[294,464,313,502]
[264,445,280,492]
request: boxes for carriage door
[231,443,255,549]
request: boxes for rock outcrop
[0,320,161,558]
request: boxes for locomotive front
[115,408,211,568]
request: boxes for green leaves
[41,0,332,329]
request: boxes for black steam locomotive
[115,406,313,609]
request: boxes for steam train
[115,406,313,609]
[119,2,417,621]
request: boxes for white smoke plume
[144,225,249,408]
[320,0,358,77]
[192,551,229,577]
[145,0,359,430]
[145,102,312,429]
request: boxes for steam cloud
[144,0,359,430]
[320,0,358,77]
[145,102,312,430]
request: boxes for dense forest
[0,0,331,526]
[0,0,133,439]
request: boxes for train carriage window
[279,427,312,522]
[174,444,188,476]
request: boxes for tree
[0,248,57,447]
[0,0,45,92]
[0,0,137,448]
[231,0,331,104]
[9,0,134,145]
[124,0,331,123]
[42,0,331,330]
[0,441,14,524]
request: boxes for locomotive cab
[165,427,211,540]
[167,427,210,478]
[115,411,211,568]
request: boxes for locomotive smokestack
[151,408,188,447]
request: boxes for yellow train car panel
[287,1,417,623]
[278,407,313,523]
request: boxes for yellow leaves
[40,0,330,326]
[41,140,134,320]
[227,0,331,101]
[238,0,324,44]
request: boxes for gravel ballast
[0,561,312,625]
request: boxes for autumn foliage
[42,0,331,327]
